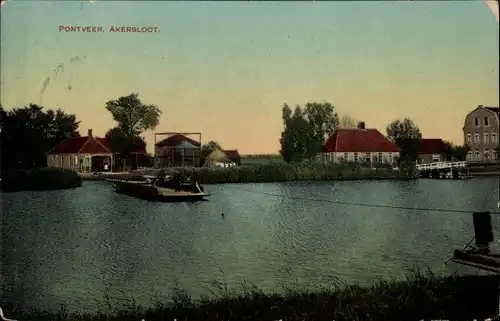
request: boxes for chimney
[478,105,483,108]
[357,121,365,129]
[88,129,93,137]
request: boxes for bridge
[415,161,468,171]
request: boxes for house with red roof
[47,129,146,172]
[201,148,241,167]
[155,133,202,167]
[418,138,446,163]
[463,105,499,162]
[321,122,400,164]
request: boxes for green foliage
[105,93,159,169]
[105,127,146,155]
[159,161,407,184]
[1,104,80,170]
[1,167,82,192]
[202,141,222,151]
[6,273,497,321]
[339,114,359,128]
[280,102,340,163]
[386,118,422,163]
[105,93,161,137]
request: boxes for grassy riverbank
[100,161,417,184]
[1,167,82,192]
[3,272,497,321]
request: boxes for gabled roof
[47,136,111,154]
[223,149,241,160]
[47,136,146,154]
[201,148,241,160]
[156,134,200,147]
[419,138,445,154]
[323,128,400,153]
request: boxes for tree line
[0,93,161,171]
[278,101,470,164]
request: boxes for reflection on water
[1,178,499,312]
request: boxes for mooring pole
[469,211,493,254]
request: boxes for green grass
[240,154,286,165]
[2,270,497,321]
[111,161,416,185]
[1,167,82,192]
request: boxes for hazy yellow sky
[1,1,498,154]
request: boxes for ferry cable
[218,185,500,215]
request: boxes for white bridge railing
[415,161,468,171]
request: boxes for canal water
[1,178,499,312]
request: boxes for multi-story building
[463,105,499,162]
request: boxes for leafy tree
[105,127,146,170]
[105,93,161,137]
[1,104,80,170]
[386,118,422,163]
[202,141,222,150]
[452,144,470,161]
[279,102,339,163]
[105,93,161,169]
[443,141,454,161]
[339,114,358,128]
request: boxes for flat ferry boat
[112,174,210,202]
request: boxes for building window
[484,133,489,144]
[365,152,371,163]
[344,152,348,160]
[492,132,497,143]
[484,149,490,160]
[354,152,358,162]
[474,133,480,143]
[475,150,480,160]
[432,154,440,162]
[484,117,489,126]
[474,117,479,126]
[377,152,383,163]
[467,133,471,143]
[467,151,472,161]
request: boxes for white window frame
[474,133,480,143]
[353,152,359,162]
[484,133,489,144]
[474,117,479,127]
[492,132,497,143]
[432,154,440,162]
[484,117,489,127]
[467,133,471,143]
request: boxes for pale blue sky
[1,1,498,153]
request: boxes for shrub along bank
[3,272,497,321]
[156,161,417,185]
[1,167,82,192]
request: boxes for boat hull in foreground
[114,180,210,202]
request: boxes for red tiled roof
[48,136,146,154]
[156,134,200,147]
[223,149,241,160]
[323,128,400,153]
[419,139,444,154]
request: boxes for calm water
[1,178,499,312]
